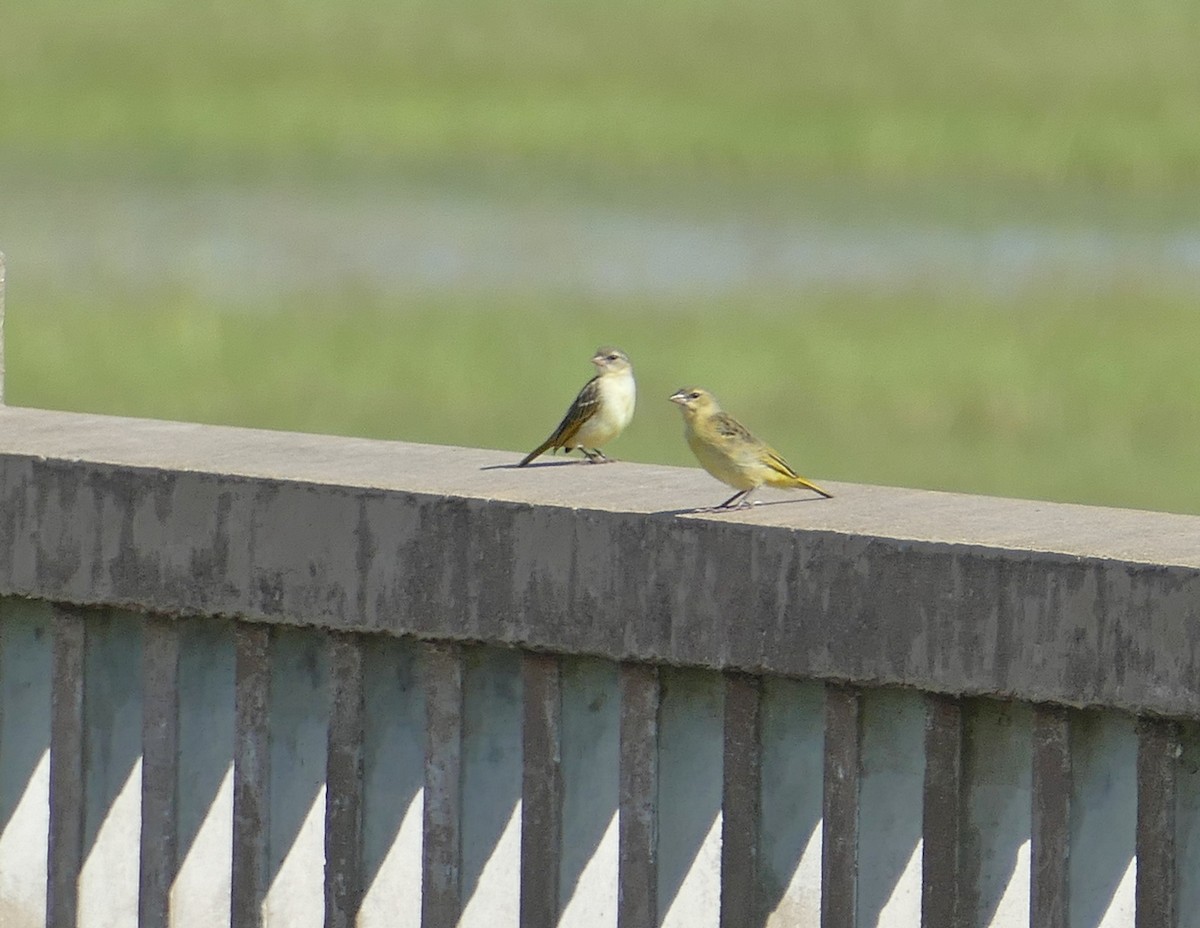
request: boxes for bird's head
[669,386,719,417]
[592,346,631,374]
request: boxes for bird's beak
[669,392,687,406]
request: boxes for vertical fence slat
[521,652,564,928]
[922,694,965,928]
[326,632,366,928]
[140,616,181,928]
[822,683,861,928]
[422,642,464,928]
[721,672,762,928]
[619,662,660,928]
[232,623,271,928]
[48,606,87,928]
[1031,705,1071,928]
[1136,717,1179,928]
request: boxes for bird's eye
[607,354,618,361]
[689,391,700,399]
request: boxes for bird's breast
[604,373,636,424]
[685,423,758,489]
[577,372,636,445]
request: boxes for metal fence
[1,403,1199,927]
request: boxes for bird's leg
[716,489,753,509]
[582,448,613,463]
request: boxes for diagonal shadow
[480,459,588,471]
[0,602,53,849]
[558,658,620,916]
[265,627,329,914]
[855,689,926,925]
[460,647,524,919]
[81,610,144,870]
[359,636,425,923]
[656,668,724,925]
[1068,711,1138,927]
[758,678,825,926]
[175,619,237,876]
[963,700,1032,926]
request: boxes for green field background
[2,0,1199,513]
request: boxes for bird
[668,386,832,509]
[519,347,636,466]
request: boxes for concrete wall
[0,404,1199,927]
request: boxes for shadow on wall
[0,602,52,839]
[1067,712,1137,927]
[459,647,523,924]
[174,619,237,923]
[963,701,1033,925]
[657,668,725,926]
[855,691,927,923]
[0,602,53,928]
[359,638,425,923]
[758,678,824,926]
[559,659,620,921]
[78,612,146,913]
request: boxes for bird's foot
[714,490,755,510]
[699,500,753,513]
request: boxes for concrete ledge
[1,405,1198,717]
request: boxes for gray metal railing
[0,401,1198,927]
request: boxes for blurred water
[3,180,1199,305]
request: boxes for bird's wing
[764,448,801,479]
[708,412,831,496]
[711,413,799,474]
[547,375,603,447]
[519,376,604,466]
[711,411,759,447]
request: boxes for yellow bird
[669,386,832,509]
[520,347,636,465]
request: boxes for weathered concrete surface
[1,405,1199,716]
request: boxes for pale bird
[520,347,636,466]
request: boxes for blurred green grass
[2,0,1199,197]
[11,288,1200,515]
[3,0,1199,515]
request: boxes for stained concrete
[1,405,1199,718]
[7,402,1197,927]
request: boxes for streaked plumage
[520,347,636,465]
[669,386,832,509]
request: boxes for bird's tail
[789,474,833,498]
[518,438,556,467]
[765,451,834,497]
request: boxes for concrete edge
[1,437,1199,718]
